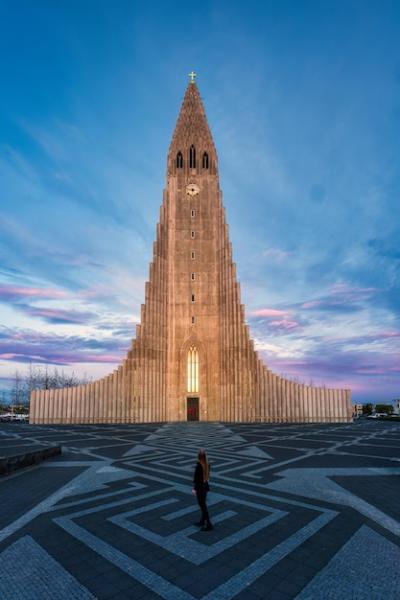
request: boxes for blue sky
[0,0,399,403]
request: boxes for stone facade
[30,81,353,424]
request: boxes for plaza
[1,420,399,599]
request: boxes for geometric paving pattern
[0,420,400,599]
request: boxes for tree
[8,364,93,411]
[375,404,393,415]
[362,403,373,415]
[25,365,90,393]
[10,370,27,407]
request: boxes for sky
[0,0,399,404]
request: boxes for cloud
[268,319,301,332]
[250,308,288,318]
[301,282,378,312]
[0,283,97,325]
[17,305,96,325]
[94,316,139,337]
[0,352,122,366]
[0,326,130,367]
[251,296,400,402]
[341,330,400,346]
[0,284,65,302]
[258,335,400,402]
[262,248,291,262]
[250,307,302,334]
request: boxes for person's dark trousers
[196,489,210,525]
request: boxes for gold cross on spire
[188,70,197,84]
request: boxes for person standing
[192,448,213,531]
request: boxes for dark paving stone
[344,444,400,458]
[333,475,400,521]
[267,440,332,449]
[286,453,394,468]
[275,577,305,596]
[235,589,264,600]
[0,465,84,531]
[257,447,304,460]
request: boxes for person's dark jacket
[193,461,210,492]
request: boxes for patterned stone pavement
[0,420,399,599]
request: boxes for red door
[187,397,199,421]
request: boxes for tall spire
[168,77,217,176]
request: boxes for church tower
[30,76,353,424]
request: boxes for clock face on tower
[186,183,200,196]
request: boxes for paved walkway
[0,420,399,599]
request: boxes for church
[30,76,352,424]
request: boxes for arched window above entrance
[187,346,199,393]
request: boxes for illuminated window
[187,347,199,392]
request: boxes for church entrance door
[187,397,199,421]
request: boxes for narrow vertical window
[191,273,195,280]
[189,145,196,169]
[187,347,199,393]
[202,152,209,169]
[191,294,195,302]
[191,316,195,324]
[176,152,183,168]
[191,209,196,217]
[191,251,195,259]
[191,231,195,239]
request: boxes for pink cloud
[302,300,321,309]
[375,330,400,339]
[23,306,94,324]
[250,308,302,334]
[0,326,130,367]
[251,308,289,318]
[269,319,301,331]
[334,330,400,346]
[0,283,94,324]
[330,283,377,296]
[0,351,122,365]
[0,284,65,301]
[302,283,378,311]
[356,365,400,375]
